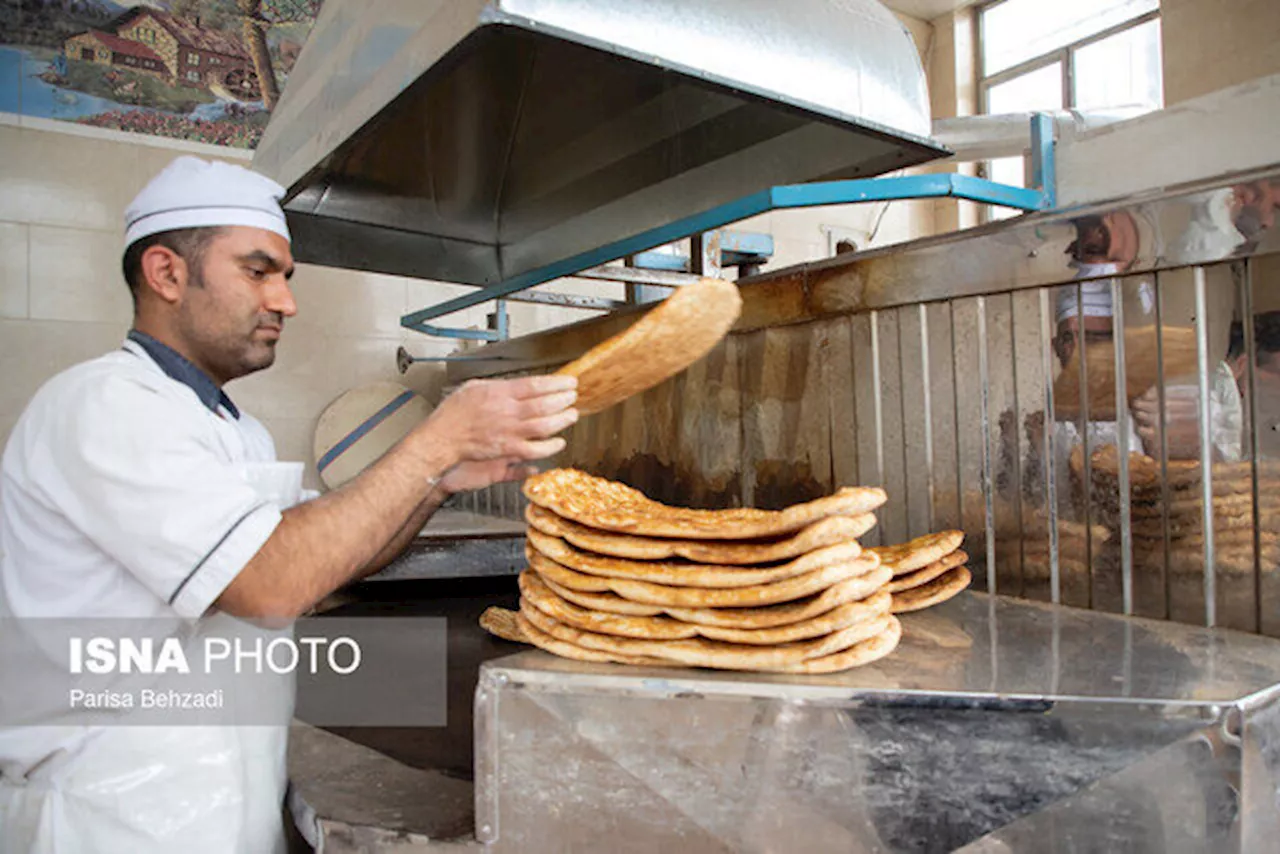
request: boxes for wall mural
[0,1,322,148]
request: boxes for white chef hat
[1055,263,1121,325]
[124,156,290,247]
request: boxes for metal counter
[474,591,1280,852]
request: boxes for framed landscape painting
[0,1,321,148]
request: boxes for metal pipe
[1242,262,1262,633]
[1077,282,1094,609]
[1040,287,1061,605]
[919,304,936,534]
[1154,275,1173,620]
[1193,268,1216,627]
[1112,277,1133,615]
[978,296,998,593]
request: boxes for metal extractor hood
[253,0,947,286]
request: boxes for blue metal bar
[1030,112,1057,210]
[414,324,503,341]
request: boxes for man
[0,157,578,851]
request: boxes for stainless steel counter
[475,591,1280,852]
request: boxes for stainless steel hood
[254,0,947,286]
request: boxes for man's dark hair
[121,227,222,300]
[1227,311,1280,365]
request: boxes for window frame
[975,0,1162,213]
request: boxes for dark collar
[126,330,240,419]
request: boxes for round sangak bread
[541,576,666,616]
[519,600,885,671]
[525,570,890,645]
[526,527,863,588]
[774,616,901,674]
[890,566,972,614]
[521,571,699,640]
[525,504,877,565]
[527,545,881,608]
[663,566,893,629]
[871,530,965,576]
[518,610,902,674]
[516,613,669,667]
[885,550,969,593]
[523,468,887,540]
[556,277,742,416]
[479,606,526,643]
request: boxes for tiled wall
[0,120,609,490]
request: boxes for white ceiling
[883,0,977,22]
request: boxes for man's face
[176,226,296,385]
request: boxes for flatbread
[885,550,969,593]
[663,567,893,628]
[519,611,902,674]
[520,600,880,670]
[542,576,666,616]
[695,590,892,645]
[479,606,527,643]
[516,614,670,667]
[523,468,887,540]
[557,277,742,416]
[520,571,699,640]
[890,566,972,613]
[898,611,973,649]
[871,531,965,576]
[526,527,863,588]
[771,616,901,674]
[525,504,877,565]
[526,569,890,645]
[527,545,880,608]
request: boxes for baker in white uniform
[0,157,579,852]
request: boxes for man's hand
[417,374,579,464]
[1133,385,1202,459]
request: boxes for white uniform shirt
[1,336,282,622]
[0,335,290,853]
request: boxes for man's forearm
[359,489,448,577]
[219,434,458,618]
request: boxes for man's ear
[138,244,187,304]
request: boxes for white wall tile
[9,127,139,232]
[287,263,406,338]
[0,222,28,319]
[227,332,404,423]
[0,320,127,421]
[28,225,132,324]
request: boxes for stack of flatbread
[872,531,970,612]
[485,468,907,673]
[1076,445,1280,577]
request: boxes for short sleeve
[32,374,281,619]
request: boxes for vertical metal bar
[920,304,936,533]
[1040,288,1061,604]
[1154,275,1172,618]
[1077,282,1094,609]
[950,301,964,533]
[1242,261,1262,633]
[1193,268,1216,627]
[871,310,886,498]
[897,309,913,537]
[1112,277,1133,615]
[1007,294,1027,597]
[978,296,997,593]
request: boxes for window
[978,0,1163,218]
[186,70,201,82]
[188,53,199,66]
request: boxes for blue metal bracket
[402,115,1057,336]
